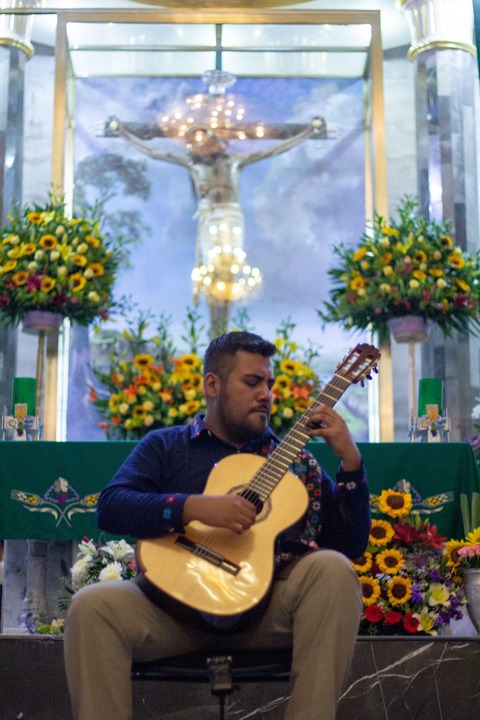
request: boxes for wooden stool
[132,648,292,720]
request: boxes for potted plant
[318,196,480,342]
[0,193,124,329]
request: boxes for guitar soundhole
[238,488,264,515]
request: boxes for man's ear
[203,371,220,399]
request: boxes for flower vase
[463,568,480,634]
[387,315,430,344]
[22,311,63,335]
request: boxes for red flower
[403,612,419,634]
[365,604,384,623]
[385,610,402,625]
[394,520,446,549]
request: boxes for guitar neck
[250,374,351,501]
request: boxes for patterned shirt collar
[190,413,278,453]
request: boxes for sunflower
[444,539,464,568]
[369,519,395,546]
[378,489,412,518]
[359,576,382,606]
[466,527,480,545]
[39,234,58,250]
[376,548,405,575]
[133,354,154,371]
[387,576,412,606]
[352,552,373,573]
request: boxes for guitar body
[136,453,309,616]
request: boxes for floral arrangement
[270,318,321,437]
[318,196,480,340]
[33,537,136,635]
[0,194,124,326]
[353,487,466,635]
[91,310,321,440]
[90,307,207,440]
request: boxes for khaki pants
[64,549,362,720]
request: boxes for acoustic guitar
[136,343,380,617]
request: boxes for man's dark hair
[203,331,276,380]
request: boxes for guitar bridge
[175,535,241,576]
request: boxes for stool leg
[207,656,235,720]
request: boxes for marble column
[399,0,480,441]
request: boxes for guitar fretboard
[243,373,351,503]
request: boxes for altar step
[0,635,479,720]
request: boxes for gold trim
[407,39,477,60]
[0,35,33,59]
[130,1,314,6]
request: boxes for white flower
[77,538,98,558]
[98,561,124,582]
[103,539,135,563]
[71,556,92,591]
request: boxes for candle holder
[1,404,42,441]
[409,404,451,442]
[409,379,449,442]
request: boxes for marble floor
[0,634,479,720]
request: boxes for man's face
[217,350,274,446]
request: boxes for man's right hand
[183,494,257,534]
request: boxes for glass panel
[222,51,368,78]
[221,23,372,49]
[70,50,217,77]
[66,22,217,49]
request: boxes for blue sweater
[97,415,371,564]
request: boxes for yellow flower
[412,270,426,280]
[359,576,381,606]
[413,250,427,263]
[1,259,17,273]
[12,270,28,286]
[273,375,292,393]
[132,405,147,418]
[353,247,367,262]
[351,276,367,290]
[133,354,154,370]
[416,607,436,634]
[466,527,480,544]
[383,266,394,276]
[27,211,42,224]
[376,548,404,575]
[448,253,465,269]
[39,234,58,250]
[40,276,56,293]
[457,279,470,292]
[444,539,464,568]
[428,583,450,607]
[381,226,399,237]
[428,268,444,277]
[369,519,395,546]
[387,576,412,605]
[177,353,201,369]
[352,552,372,573]
[21,243,36,256]
[282,407,294,419]
[279,359,301,375]
[73,254,88,267]
[85,235,100,248]
[180,400,201,416]
[70,273,87,292]
[378,489,412,518]
[88,263,105,277]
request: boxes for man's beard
[218,389,271,445]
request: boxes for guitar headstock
[336,344,381,385]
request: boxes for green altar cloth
[0,441,478,540]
